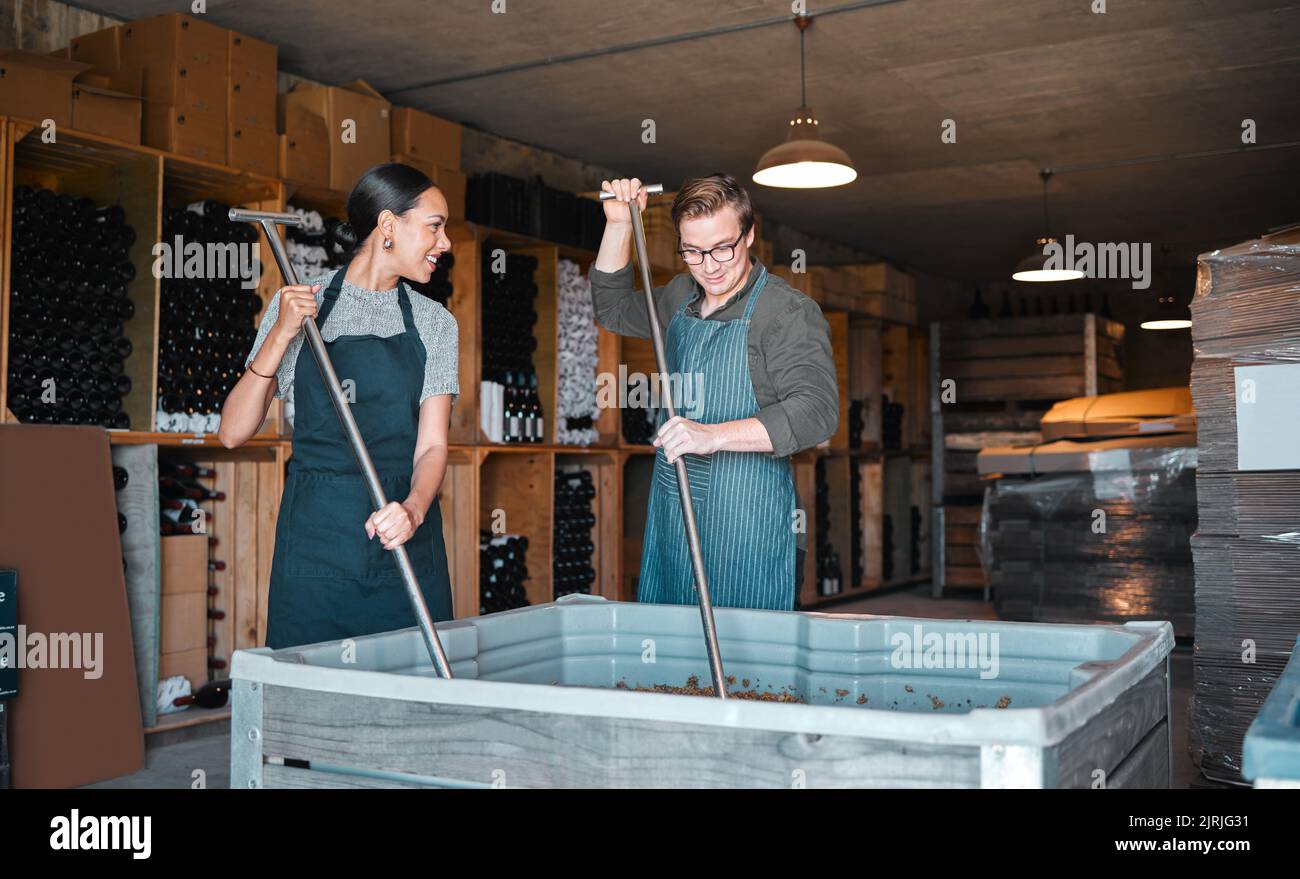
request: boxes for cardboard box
[392,150,435,177]
[391,106,461,169]
[72,70,142,143]
[121,13,228,152]
[145,104,225,163]
[278,102,330,187]
[977,432,1196,476]
[228,30,277,134]
[228,124,278,175]
[283,79,391,192]
[67,25,124,84]
[160,592,207,654]
[0,50,86,128]
[1040,387,1195,441]
[432,165,466,219]
[158,648,207,688]
[161,534,208,595]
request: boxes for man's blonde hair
[671,173,754,239]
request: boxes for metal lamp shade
[1012,237,1086,282]
[753,106,857,189]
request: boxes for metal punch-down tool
[598,184,729,698]
[229,208,454,680]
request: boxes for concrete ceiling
[76,0,1300,281]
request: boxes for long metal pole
[599,186,728,698]
[229,208,453,679]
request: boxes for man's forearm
[707,417,774,454]
[595,218,632,273]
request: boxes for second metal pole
[603,187,728,699]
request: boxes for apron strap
[397,282,418,335]
[314,263,351,326]
[740,263,769,321]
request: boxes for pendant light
[753,15,857,189]
[1012,169,1084,282]
[1141,245,1192,330]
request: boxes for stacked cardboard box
[225,30,278,174]
[283,79,391,193]
[56,14,277,169]
[158,534,209,688]
[30,36,145,143]
[1189,231,1300,783]
[390,107,465,218]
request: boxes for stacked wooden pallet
[929,314,1125,596]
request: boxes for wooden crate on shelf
[929,314,1124,597]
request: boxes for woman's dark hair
[336,163,436,251]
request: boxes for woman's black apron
[265,265,453,649]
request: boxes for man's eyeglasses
[677,223,752,266]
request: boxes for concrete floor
[87,584,1204,789]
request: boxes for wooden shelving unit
[0,115,932,644]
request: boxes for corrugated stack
[1189,231,1300,784]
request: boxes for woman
[219,163,458,649]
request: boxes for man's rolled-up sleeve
[753,298,840,457]
[588,262,652,338]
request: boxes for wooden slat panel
[439,449,478,618]
[256,458,281,646]
[233,463,260,649]
[939,314,1094,341]
[260,684,983,788]
[943,505,983,526]
[859,458,884,586]
[943,335,1086,360]
[943,354,1084,380]
[595,326,621,444]
[446,226,479,444]
[944,565,989,588]
[953,375,1087,403]
[1055,664,1168,788]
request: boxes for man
[591,173,838,611]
